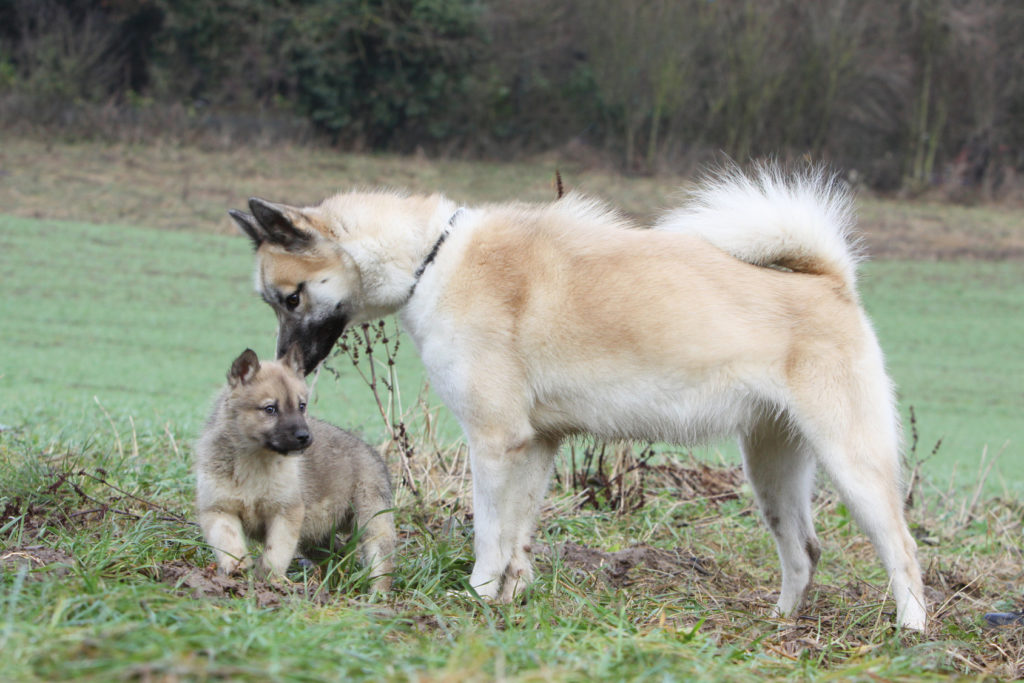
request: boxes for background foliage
[1,0,1023,192]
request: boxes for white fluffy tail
[655,164,863,293]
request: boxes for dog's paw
[467,577,501,601]
[217,555,252,577]
[369,575,393,595]
[254,560,294,584]
[498,566,533,603]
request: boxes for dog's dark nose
[294,429,311,446]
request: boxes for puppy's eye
[285,291,301,310]
[263,404,278,415]
[298,401,307,413]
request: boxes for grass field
[1,141,1023,679]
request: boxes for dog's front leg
[200,510,251,575]
[259,505,304,579]
[468,434,557,602]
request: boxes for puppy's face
[226,348,312,454]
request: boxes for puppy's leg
[354,504,397,594]
[259,505,304,578]
[741,418,820,619]
[199,510,251,575]
[468,432,557,602]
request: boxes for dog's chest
[220,457,303,530]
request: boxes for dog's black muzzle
[277,309,349,376]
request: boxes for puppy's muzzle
[267,422,314,454]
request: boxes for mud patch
[151,560,334,608]
[1,546,75,578]
[1,544,336,608]
[548,542,712,588]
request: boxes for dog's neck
[407,207,465,300]
[339,195,462,319]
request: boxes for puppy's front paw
[255,559,296,584]
[217,554,252,577]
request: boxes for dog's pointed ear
[229,209,263,249]
[280,343,305,377]
[228,349,261,387]
[248,197,314,250]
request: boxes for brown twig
[333,320,421,497]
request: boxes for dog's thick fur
[195,347,396,592]
[229,165,927,629]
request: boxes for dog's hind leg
[794,363,927,630]
[356,508,397,594]
[741,416,821,620]
[468,432,558,602]
[814,431,926,630]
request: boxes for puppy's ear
[228,349,261,387]
[248,197,315,250]
[280,343,305,377]
[229,209,263,249]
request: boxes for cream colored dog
[228,166,926,630]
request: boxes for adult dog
[229,166,926,630]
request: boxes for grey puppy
[195,346,396,592]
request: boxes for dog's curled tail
[655,164,863,294]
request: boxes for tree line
[1,0,1021,193]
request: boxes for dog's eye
[263,404,278,415]
[298,401,307,413]
[285,291,300,310]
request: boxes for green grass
[2,213,1023,680]
[860,261,1024,496]
[2,427,1020,681]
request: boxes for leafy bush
[1,0,1022,191]
[149,0,485,149]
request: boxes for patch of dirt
[1,540,350,608]
[1,139,1020,261]
[546,542,712,588]
[857,200,1024,261]
[150,560,335,607]
[1,546,75,579]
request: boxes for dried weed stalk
[326,320,472,512]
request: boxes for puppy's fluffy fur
[195,348,396,592]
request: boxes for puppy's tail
[655,164,863,295]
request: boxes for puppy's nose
[294,429,311,446]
